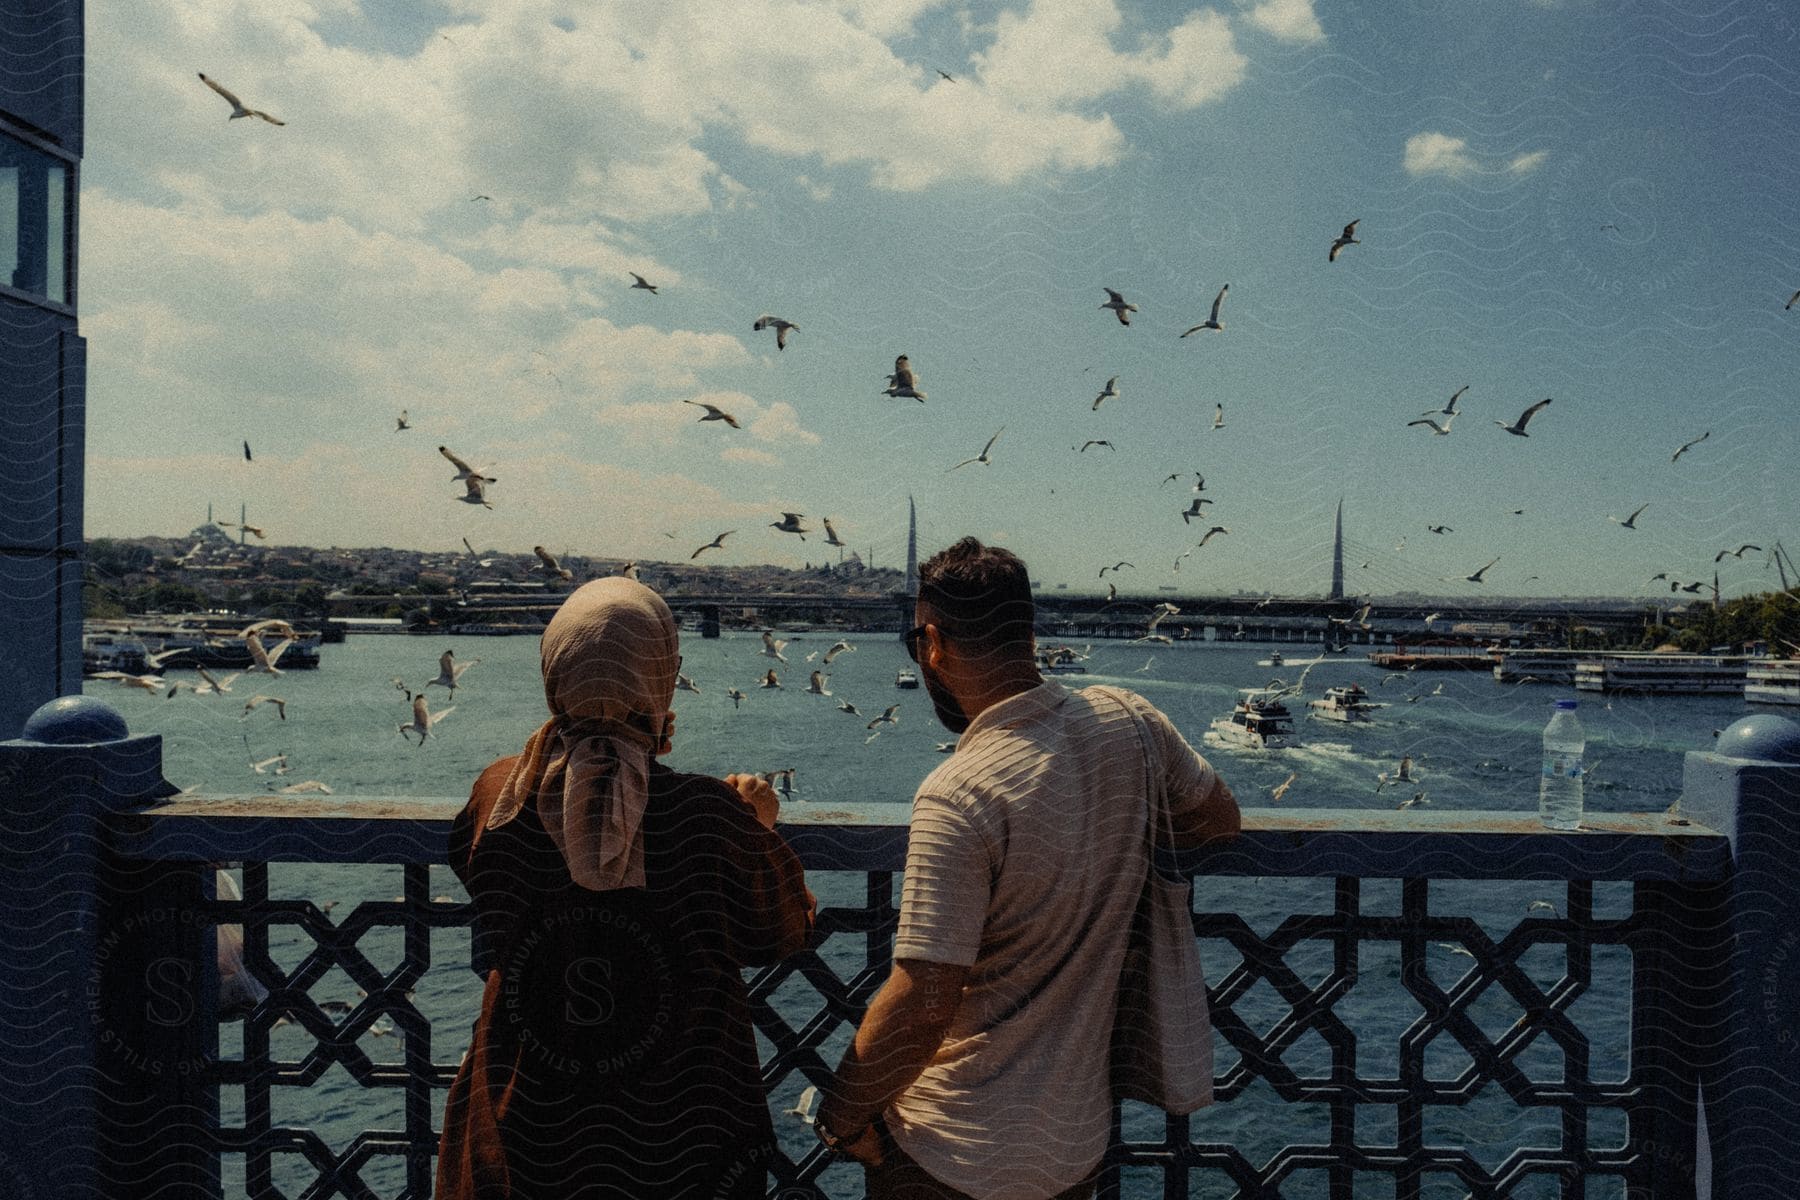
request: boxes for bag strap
[1091,685,1176,864]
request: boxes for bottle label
[1543,756,1582,780]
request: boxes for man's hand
[724,773,780,829]
[832,1122,886,1166]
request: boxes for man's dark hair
[917,537,1035,657]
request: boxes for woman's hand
[724,773,780,829]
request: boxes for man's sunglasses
[903,624,931,663]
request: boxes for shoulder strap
[1087,685,1171,850]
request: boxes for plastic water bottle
[1538,699,1585,830]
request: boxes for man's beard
[920,660,969,733]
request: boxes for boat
[1269,650,1283,667]
[894,669,919,689]
[83,633,154,677]
[1573,652,1750,695]
[89,619,322,671]
[1368,643,1494,672]
[1307,684,1386,723]
[446,621,542,636]
[1036,645,1089,675]
[1745,659,1800,706]
[1209,688,1297,749]
[1492,648,1584,684]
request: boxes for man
[816,538,1240,1199]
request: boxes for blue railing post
[0,696,214,1200]
[1679,712,1800,1200]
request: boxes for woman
[438,578,814,1198]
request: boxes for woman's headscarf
[484,577,680,891]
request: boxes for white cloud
[1507,150,1550,175]
[1242,0,1326,44]
[1404,132,1481,179]
[748,401,822,447]
[720,447,782,467]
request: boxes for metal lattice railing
[119,802,1725,1200]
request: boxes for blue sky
[78,0,1800,601]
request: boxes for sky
[78,0,1800,601]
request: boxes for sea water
[90,633,1744,1197]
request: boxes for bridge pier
[698,604,720,639]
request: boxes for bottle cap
[1555,699,1578,710]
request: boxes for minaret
[904,495,919,597]
[240,501,248,546]
[1329,498,1345,601]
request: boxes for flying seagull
[1424,386,1469,418]
[949,428,1004,471]
[1180,284,1229,336]
[1212,404,1225,430]
[396,410,411,432]
[685,399,740,428]
[1197,525,1229,547]
[867,704,901,730]
[197,73,285,125]
[533,545,574,580]
[822,517,847,547]
[1098,561,1134,577]
[398,693,454,745]
[761,631,788,663]
[629,272,658,293]
[1076,440,1115,453]
[1788,290,1800,311]
[883,355,926,401]
[1670,431,1709,462]
[770,512,809,539]
[439,445,495,484]
[1100,288,1138,326]
[806,671,832,696]
[691,531,735,559]
[1713,543,1763,561]
[726,688,746,708]
[1329,219,1360,262]
[934,67,955,82]
[1181,497,1215,523]
[1609,502,1649,530]
[675,673,700,694]
[1427,524,1453,535]
[1495,398,1552,437]
[242,694,287,721]
[759,668,782,689]
[425,650,479,694]
[459,474,493,509]
[1465,556,1501,584]
[1407,415,1455,436]
[752,314,798,350]
[1091,376,1121,410]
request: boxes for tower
[904,495,919,597]
[1329,498,1345,601]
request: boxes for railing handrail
[112,795,1731,881]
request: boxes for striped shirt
[887,681,1224,1199]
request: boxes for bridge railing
[3,700,1798,1200]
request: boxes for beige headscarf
[485,577,681,891]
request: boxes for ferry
[86,619,322,671]
[1492,648,1582,685]
[1037,645,1089,675]
[1307,684,1386,723]
[1573,653,1750,695]
[82,633,154,678]
[1269,650,1283,668]
[446,621,542,636]
[1209,688,1297,749]
[1745,659,1800,706]
[894,668,919,689]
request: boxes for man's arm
[817,956,970,1162]
[1167,773,1240,849]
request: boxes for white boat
[1269,650,1283,667]
[1307,684,1386,723]
[1209,688,1297,749]
[1492,648,1583,684]
[83,633,153,677]
[1746,659,1800,706]
[894,669,919,689]
[1037,645,1088,675]
[1573,653,1749,695]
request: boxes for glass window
[0,131,70,306]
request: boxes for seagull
[1098,562,1134,577]
[1180,284,1229,336]
[1212,404,1224,430]
[278,780,334,795]
[399,693,454,744]
[866,704,900,730]
[1464,556,1500,584]
[1670,431,1709,462]
[91,671,164,692]
[245,632,293,675]
[1197,526,1229,547]
[1526,899,1559,915]
[1076,440,1115,452]
[1100,288,1138,325]
[197,73,284,125]
[752,314,798,350]
[1435,943,1476,959]
[1427,525,1453,535]
[726,688,747,708]
[1328,219,1360,262]
[806,671,832,696]
[1396,791,1430,811]
[1609,503,1649,530]
[675,673,701,695]
[425,650,479,693]
[533,545,574,580]
[1104,583,1118,602]
[250,754,289,776]
[1407,415,1455,436]
[950,428,1003,471]
[629,272,658,293]
[1495,398,1552,437]
[1424,386,1469,418]
[685,399,741,428]
[1788,290,1800,311]
[1422,612,1441,625]
[243,695,287,721]
[193,667,240,695]
[396,410,411,432]
[770,512,809,539]
[822,518,847,547]
[459,475,493,508]
[759,669,782,689]
[787,1086,819,1124]
[1181,497,1215,523]
[691,531,735,559]
[823,640,856,664]
[1092,378,1120,410]
[1136,656,1156,673]
[1649,572,1669,582]
[617,561,640,581]
[935,741,957,753]
[439,446,496,484]
[883,355,926,401]
[461,536,477,557]
[1714,544,1763,561]
[934,67,955,82]
[761,631,789,663]
[243,440,253,462]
